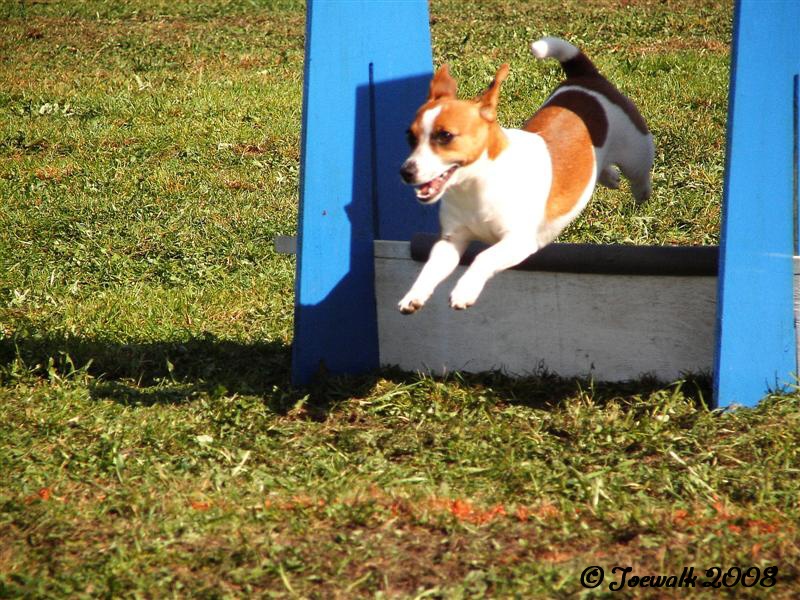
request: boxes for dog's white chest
[439,129,551,243]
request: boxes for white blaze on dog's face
[400,64,510,204]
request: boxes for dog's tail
[530,37,600,79]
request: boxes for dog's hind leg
[598,165,620,190]
[630,173,652,205]
[621,161,653,205]
[619,137,655,205]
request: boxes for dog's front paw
[398,292,428,314]
[449,296,474,310]
[449,279,483,310]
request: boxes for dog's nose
[400,161,418,184]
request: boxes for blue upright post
[292,0,439,384]
[715,0,800,407]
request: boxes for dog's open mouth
[415,166,458,202]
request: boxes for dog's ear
[428,64,457,101]
[477,63,509,122]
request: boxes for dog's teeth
[412,167,458,202]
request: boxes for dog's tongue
[415,166,457,200]
[418,179,439,197]
[416,171,449,199]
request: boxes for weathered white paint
[375,240,716,381]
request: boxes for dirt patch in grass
[223,178,257,191]
[615,37,729,55]
[0,12,305,96]
[179,489,795,595]
[588,0,729,7]
[236,493,798,596]
[231,143,268,156]
[1,14,304,57]
[34,164,78,181]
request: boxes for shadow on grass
[0,329,419,416]
[0,330,714,415]
[467,368,713,407]
[1,330,290,402]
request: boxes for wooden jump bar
[409,233,719,277]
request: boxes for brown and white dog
[398,37,654,313]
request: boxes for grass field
[3,0,800,597]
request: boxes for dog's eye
[433,130,454,145]
[406,129,418,147]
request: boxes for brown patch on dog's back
[541,90,608,147]
[524,90,601,220]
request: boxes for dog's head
[400,63,509,204]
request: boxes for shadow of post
[292,70,438,384]
[0,330,289,404]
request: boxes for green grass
[3,0,800,597]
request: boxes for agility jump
[290,0,800,408]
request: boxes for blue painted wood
[715,0,800,407]
[292,0,436,384]
[372,65,441,241]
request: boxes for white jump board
[375,240,716,381]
